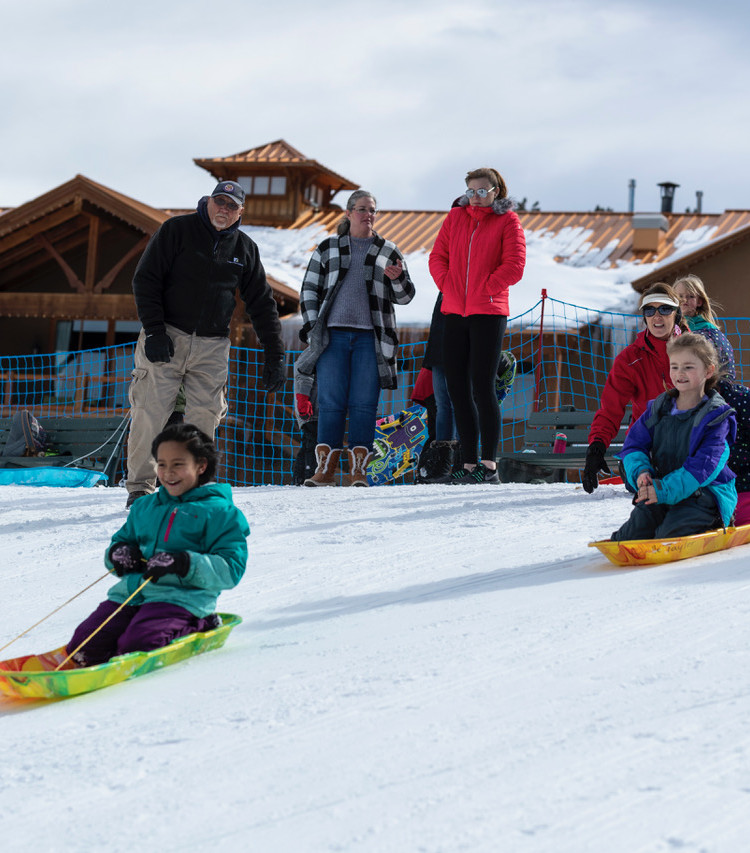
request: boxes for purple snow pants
[66,600,218,665]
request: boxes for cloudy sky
[2,0,749,215]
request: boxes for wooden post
[533,289,547,413]
[553,332,563,411]
[85,215,100,292]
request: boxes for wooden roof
[630,213,750,290]
[0,175,299,315]
[194,138,358,193]
[0,175,168,291]
[0,174,168,240]
[288,206,750,265]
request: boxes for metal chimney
[628,179,636,213]
[658,182,680,214]
[696,191,703,214]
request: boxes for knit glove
[144,551,190,583]
[296,394,314,419]
[144,333,174,363]
[263,354,286,393]
[108,543,144,577]
[582,441,611,494]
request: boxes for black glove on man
[145,333,174,363]
[108,543,144,577]
[582,441,611,494]
[263,354,286,393]
[144,551,190,583]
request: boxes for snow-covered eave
[630,221,750,291]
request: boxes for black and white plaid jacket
[295,233,415,393]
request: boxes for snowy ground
[3,481,750,853]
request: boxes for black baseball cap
[211,181,245,206]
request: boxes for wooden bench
[0,415,129,486]
[498,409,630,474]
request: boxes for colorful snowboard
[367,405,428,486]
[496,351,517,403]
[0,612,241,701]
[589,524,750,567]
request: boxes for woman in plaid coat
[294,190,415,486]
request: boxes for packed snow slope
[2,482,750,853]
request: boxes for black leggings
[442,313,507,465]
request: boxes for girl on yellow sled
[611,333,737,541]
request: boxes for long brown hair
[465,167,508,199]
[673,274,721,326]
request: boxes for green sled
[0,613,242,701]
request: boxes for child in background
[673,274,736,378]
[672,274,750,523]
[67,423,249,666]
[611,333,737,541]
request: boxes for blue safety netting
[1,296,747,486]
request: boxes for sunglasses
[465,187,496,199]
[212,196,241,211]
[642,305,677,317]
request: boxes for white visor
[641,294,679,309]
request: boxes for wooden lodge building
[0,140,359,357]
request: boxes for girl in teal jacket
[67,424,249,666]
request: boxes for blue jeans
[432,366,456,441]
[316,328,381,450]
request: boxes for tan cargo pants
[126,325,230,494]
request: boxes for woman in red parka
[582,283,688,493]
[428,167,526,484]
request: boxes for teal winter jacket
[105,483,249,617]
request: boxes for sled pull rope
[0,572,111,656]
[63,414,130,471]
[55,577,152,671]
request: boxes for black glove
[299,322,312,345]
[108,543,144,577]
[144,333,174,363]
[144,551,190,583]
[262,354,286,393]
[582,441,611,494]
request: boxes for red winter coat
[588,329,677,448]
[429,198,526,316]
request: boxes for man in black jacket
[125,180,284,507]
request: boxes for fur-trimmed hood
[456,195,517,214]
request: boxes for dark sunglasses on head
[213,196,241,211]
[642,305,677,317]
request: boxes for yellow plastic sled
[589,524,750,567]
[0,613,241,701]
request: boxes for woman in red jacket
[582,283,687,493]
[428,168,526,484]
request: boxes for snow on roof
[242,216,721,327]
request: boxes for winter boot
[346,446,372,487]
[428,440,461,484]
[417,440,454,484]
[292,420,318,485]
[304,444,341,486]
[415,441,439,483]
